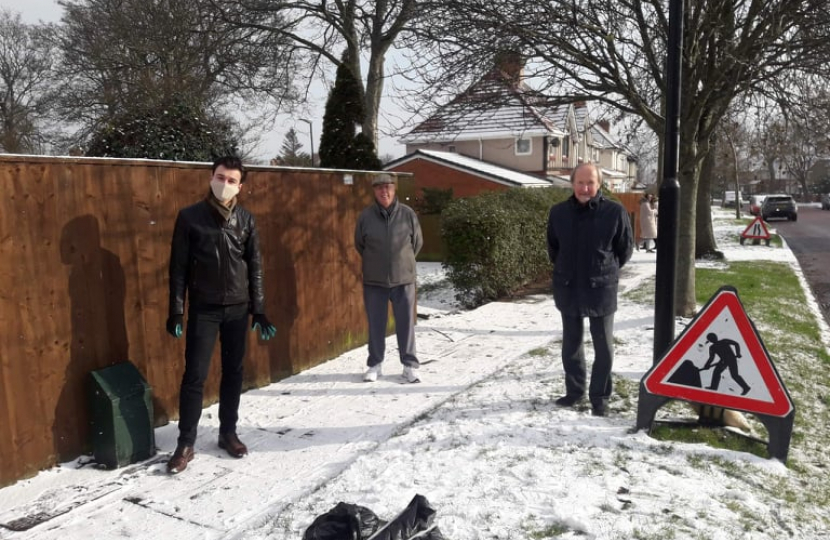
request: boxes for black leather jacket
[168,198,265,316]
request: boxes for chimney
[598,119,610,132]
[494,50,524,85]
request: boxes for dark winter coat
[168,198,265,316]
[354,199,423,287]
[546,193,633,317]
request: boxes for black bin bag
[302,502,383,540]
[303,495,445,540]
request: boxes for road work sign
[637,285,795,462]
[740,216,771,245]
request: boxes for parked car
[821,193,830,210]
[749,194,767,216]
[721,190,743,208]
[761,194,798,221]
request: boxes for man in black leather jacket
[546,162,633,417]
[165,156,276,474]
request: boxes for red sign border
[643,287,792,417]
[741,216,771,240]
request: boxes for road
[767,205,830,326]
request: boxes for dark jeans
[363,283,418,368]
[177,302,248,447]
[561,313,615,409]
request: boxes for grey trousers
[561,313,615,408]
[363,283,418,368]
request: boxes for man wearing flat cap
[354,173,423,383]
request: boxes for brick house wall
[386,159,513,201]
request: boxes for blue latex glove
[166,314,183,338]
[251,314,277,341]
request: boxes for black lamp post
[653,0,684,364]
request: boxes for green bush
[441,187,570,307]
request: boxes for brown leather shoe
[218,432,248,458]
[167,445,195,474]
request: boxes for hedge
[441,186,571,308]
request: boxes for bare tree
[407,0,830,316]
[0,10,58,153]
[765,80,830,199]
[53,0,302,149]
[210,0,420,148]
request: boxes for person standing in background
[639,193,658,252]
[355,174,424,383]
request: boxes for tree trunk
[696,137,720,259]
[729,135,741,220]
[676,124,701,317]
[363,50,387,149]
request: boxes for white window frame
[515,137,532,155]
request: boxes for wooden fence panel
[0,156,378,487]
[616,192,647,243]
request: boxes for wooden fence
[0,156,396,487]
[617,192,649,243]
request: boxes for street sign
[643,286,792,417]
[740,216,771,245]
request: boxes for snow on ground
[0,207,828,539]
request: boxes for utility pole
[299,119,315,166]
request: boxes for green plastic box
[89,362,156,469]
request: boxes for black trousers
[177,302,248,447]
[560,313,615,409]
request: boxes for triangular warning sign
[643,286,792,417]
[741,216,771,240]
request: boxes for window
[448,145,457,153]
[562,136,570,158]
[515,137,531,155]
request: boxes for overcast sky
[2,0,61,23]
[1,0,408,162]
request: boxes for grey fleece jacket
[354,199,423,287]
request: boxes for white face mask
[210,178,240,202]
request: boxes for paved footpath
[0,252,661,539]
[0,280,583,539]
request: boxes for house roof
[601,167,628,179]
[592,126,624,150]
[385,149,571,189]
[400,69,567,144]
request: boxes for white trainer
[363,364,382,382]
[402,366,420,383]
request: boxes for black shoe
[591,406,607,417]
[218,432,248,458]
[555,395,583,407]
[167,445,195,474]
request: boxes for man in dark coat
[165,156,277,474]
[546,162,633,416]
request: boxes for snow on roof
[386,149,570,188]
[591,125,623,149]
[601,167,628,178]
[401,73,566,144]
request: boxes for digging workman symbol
[701,332,751,395]
[642,286,793,417]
